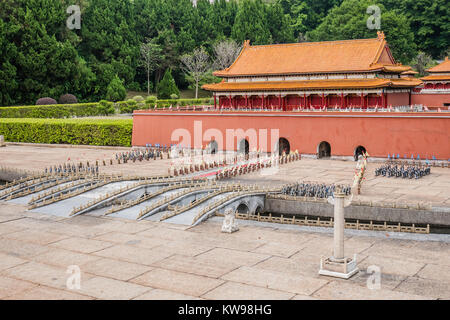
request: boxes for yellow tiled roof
[427,57,450,73]
[213,33,411,77]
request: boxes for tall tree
[140,40,164,95]
[212,39,243,70]
[0,0,94,105]
[308,0,417,64]
[232,0,272,44]
[180,48,211,99]
[411,52,436,77]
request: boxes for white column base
[319,255,359,279]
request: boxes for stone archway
[207,140,219,155]
[236,202,250,214]
[255,206,264,215]
[277,138,290,156]
[354,145,367,161]
[238,139,249,155]
[318,141,331,158]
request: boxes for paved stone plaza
[2,144,449,207]
[0,144,449,300]
[0,201,449,300]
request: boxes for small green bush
[98,100,115,115]
[145,96,157,104]
[36,97,57,105]
[0,118,132,146]
[118,99,140,114]
[170,93,179,100]
[58,94,78,104]
[157,69,180,100]
[106,75,127,102]
[132,95,144,102]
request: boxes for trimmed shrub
[36,97,57,105]
[106,75,127,102]
[0,118,133,146]
[98,100,115,116]
[132,95,144,102]
[58,94,78,104]
[155,98,212,108]
[157,69,179,100]
[145,96,157,105]
[118,99,141,114]
[0,103,102,119]
[170,93,179,100]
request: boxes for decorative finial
[377,31,385,40]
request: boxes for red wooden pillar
[360,92,364,108]
[214,94,217,109]
[303,93,306,109]
[321,93,325,108]
[245,94,248,108]
[278,94,282,111]
[381,91,385,108]
[340,93,344,109]
[229,95,232,109]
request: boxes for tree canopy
[0,0,448,106]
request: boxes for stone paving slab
[131,268,225,297]
[93,244,174,266]
[202,282,295,300]
[81,258,152,282]
[2,261,94,290]
[31,248,101,268]
[312,281,432,300]
[221,266,328,296]
[133,289,202,300]
[5,285,93,300]
[0,276,38,299]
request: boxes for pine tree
[106,75,126,102]
[232,0,272,45]
[157,69,180,100]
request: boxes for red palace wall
[386,92,410,106]
[411,94,450,108]
[132,111,450,160]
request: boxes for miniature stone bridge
[0,173,278,226]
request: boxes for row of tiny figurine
[281,182,352,199]
[375,164,431,179]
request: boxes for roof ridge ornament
[377,31,385,41]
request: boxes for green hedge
[0,103,102,118]
[0,119,133,147]
[0,98,214,117]
[156,98,213,108]
[117,98,213,113]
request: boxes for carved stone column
[319,186,358,279]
